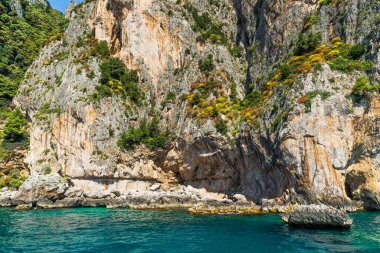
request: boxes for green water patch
[0,208,379,252]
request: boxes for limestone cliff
[0,0,67,193]
[5,0,380,210]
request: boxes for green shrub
[348,44,365,60]
[198,54,215,74]
[185,4,211,32]
[190,93,202,106]
[165,91,176,104]
[230,82,238,102]
[241,89,263,108]
[76,37,85,48]
[0,175,27,190]
[329,56,373,73]
[124,82,143,103]
[91,40,110,58]
[294,32,321,56]
[0,75,18,100]
[0,146,10,160]
[117,127,145,150]
[97,57,143,103]
[43,166,52,175]
[319,0,333,6]
[100,57,129,85]
[10,178,24,188]
[229,45,244,58]
[215,119,228,134]
[280,64,291,80]
[1,110,28,143]
[95,84,113,98]
[87,70,95,79]
[117,116,171,151]
[352,76,378,96]
[184,4,227,45]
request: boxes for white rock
[233,194,248,203]
[149,183,161,191]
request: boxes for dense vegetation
[0,0,67,189]
[294,32,321,56]
[0,174,27,190]
[352,76,379,96]
[117,116,171,151]
[74,33,146,151]
[0,0,67,149]
[183,3,227,45]
[0,0,67,102]
[185,34,376,136]
[198,54,215,75]
[1,110,28,144]
[97,57,143,103]
[76,34,144,104]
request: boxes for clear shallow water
[0,208,379,253]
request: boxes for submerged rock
[282,204,353,229]
[15,204,33,210]
[188,203,262,215]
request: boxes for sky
[49,0,83,13]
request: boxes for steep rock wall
[13,0,380,208]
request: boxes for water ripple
[0,208,379,253]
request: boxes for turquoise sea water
[0,208,379,253]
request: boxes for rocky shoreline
[0,185,284,213]
[0,190,283,213]
[0,179,362,230]
[0,174,363,217]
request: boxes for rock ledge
[282,204,353,229]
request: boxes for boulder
[15,204,32,210]
[346,160,380,211]
[0,191,17,207]
[13,173,68,205]
[282,204,353,229]
[149,183,161,191]
[232,194,248,203]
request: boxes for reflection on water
[0,208,379,253]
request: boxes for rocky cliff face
[8,0,380,210]
[0,0,67,193]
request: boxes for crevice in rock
[107,0,125,54]
[344,181,353,199]
[71,176,159,182]
[231,0,253,90]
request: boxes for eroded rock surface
[6,0,380,211]
[13,173,68,206]
[282,204,353,229]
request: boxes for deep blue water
[0,208,379,253]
